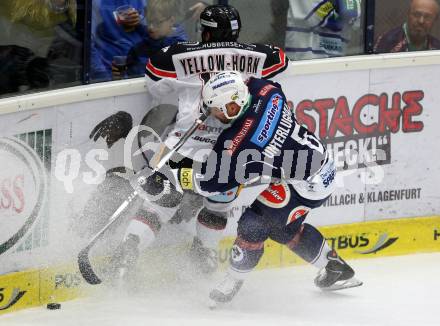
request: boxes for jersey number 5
[290,123,325,154]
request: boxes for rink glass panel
[2,1,440,97]
[373,0,440,53]
[89,0,204,83]
[0,1,85,99]
[228,0,367,60]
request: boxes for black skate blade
[320,277,363,292]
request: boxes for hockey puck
[47,303,61,310]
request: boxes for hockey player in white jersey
[284,0,362,60]
[113,4,289,278]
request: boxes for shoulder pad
[253,44,288,79]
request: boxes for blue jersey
[197,78,327,194]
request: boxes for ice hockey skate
[314,250,363,291]
[208,272,244,309]
[189,237,219,274]
[107,234,140,286]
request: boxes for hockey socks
[123,210,161,250]
[195,207,227,250]
[230,236,264,273]
[286,223,332,269]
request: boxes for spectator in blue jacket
[91,0,148,81]
[112,0,188,78]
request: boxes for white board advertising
[0,92,172,273]
[278,64,440,226]
[1,61,440,270]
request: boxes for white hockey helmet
[202,71,249,120]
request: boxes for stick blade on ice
[78,247,102,285]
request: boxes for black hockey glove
[137,170,183,208]
[89,111,133,148]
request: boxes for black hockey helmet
[200,5,241,42]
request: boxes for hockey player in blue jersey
[139,71,362,305]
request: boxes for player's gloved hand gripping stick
[78,110,210,285]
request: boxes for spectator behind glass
[3,0,68,56]
[92,0,148,81]
[0,0,71,96]
[374,0,440,53]
[47,0,110,83]
[46,0,83,85]
[0,45,49,96]
[112,0,188,79]
[283,0,362,60]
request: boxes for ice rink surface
[1,252,439,326]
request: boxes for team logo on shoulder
[286,206,310,225]
[257,182,290,208]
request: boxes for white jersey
[285,0,361,60]
[145,41,288,162]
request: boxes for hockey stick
[78,111,209,284]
